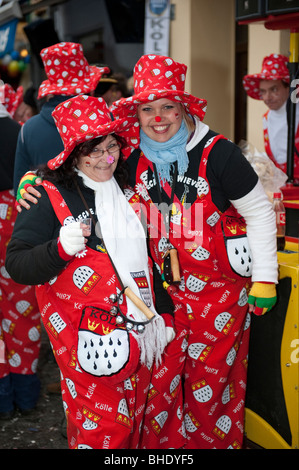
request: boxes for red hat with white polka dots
[0,83,23,118]
[110,54,207,149]
[48,94,135,169]
[37,42,109,99]
[243,53,290,100]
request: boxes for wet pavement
[0,327,67,449]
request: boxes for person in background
[110,54,278,449]
[93,68,130,107]
[126,75,134,96]
[0,83,23,121]
[0,83,37,124]
[5,94,174,448]
[0,88,40,419]
[13,42,109,196]
[14,85,38,123]
[243,53,299,182]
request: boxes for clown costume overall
[0,88,41,417]
[111,54,278,449]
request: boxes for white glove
[166,326,176,344]
[59,222,86,256]
[161,314,176,344]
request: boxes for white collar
[186,116,210,152]
[76,168,114,193]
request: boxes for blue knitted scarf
[140,120,189,185]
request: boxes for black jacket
[0,116,21,191]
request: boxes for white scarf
[76,170,167,367]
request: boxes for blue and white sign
[144,0,171,56]
[0,18,18,58]
[148,0,169,15]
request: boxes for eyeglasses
[88,142,120,159]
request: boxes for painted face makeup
[77,136,120,182]
[137,98,183,143]
[106,155,115,164]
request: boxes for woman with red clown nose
[110,54,278,449]
[5,94,174,449]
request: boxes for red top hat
[0,83,23,118]
[110,54,207,149]
[37,42,109,99]
[48,94,136,169]
[243,53,290,100]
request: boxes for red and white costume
[136,136,252,449]
[35,181,156,449]
[111,53,278,449]
[6,94,171,447]
[0,190,40,380]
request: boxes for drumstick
[124,287,155,320]
[169,248,181,283]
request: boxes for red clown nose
[155,116,161,122]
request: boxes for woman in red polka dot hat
[110,54,279,449]
[6,94,174,449]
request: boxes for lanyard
[152,162,181,285]
[74,180,155,326]
[153,161,178,242]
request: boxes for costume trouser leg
[141,288,250,449]
[140,302,187,449]
[183,307,250,449]
[0,375,14,413]
[0,281,41,410]
[0,191,41,411]
[62,363,151,449]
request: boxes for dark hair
[37,134,129,190]
[23,86,38,113]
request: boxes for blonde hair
[181,105,196,136]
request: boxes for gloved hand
[16,171,42,203]
[248,282,277,316]
[161,313,176,344]
[15,171,43,212]
[58,222,86,257]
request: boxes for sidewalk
[0,327,67,449]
